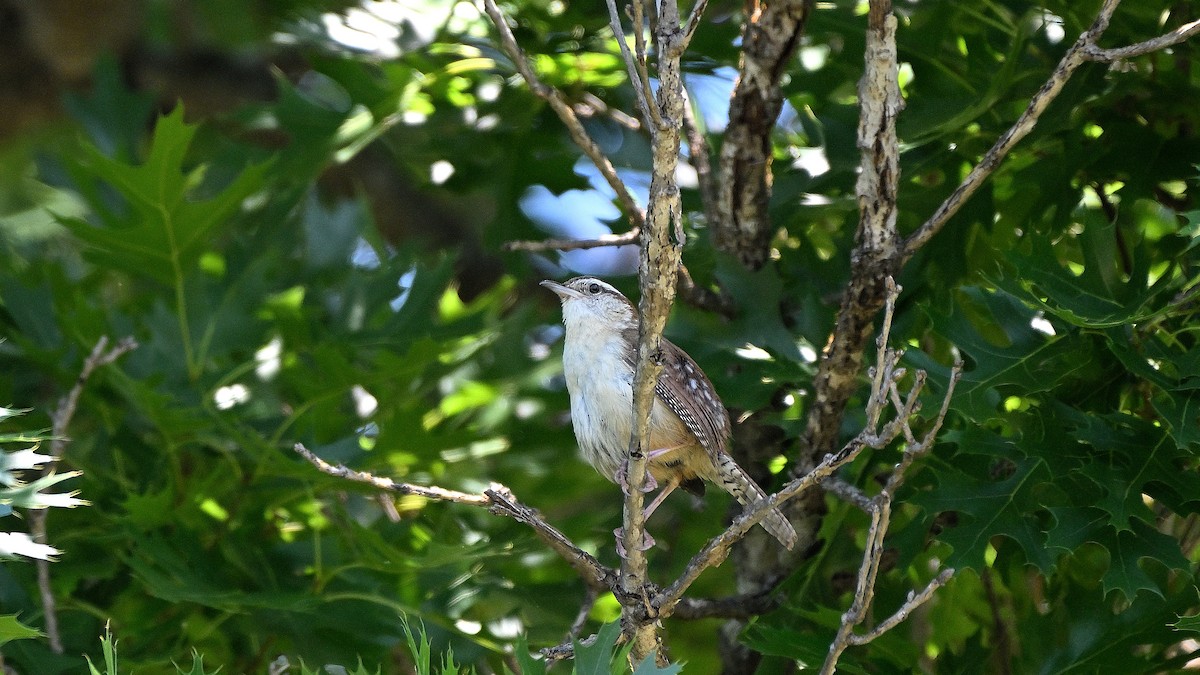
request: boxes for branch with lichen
[294,444,617,593]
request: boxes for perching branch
[481,0,646,231]
[294,444,617,593]
[35,335,138,654]
[618,0,696,659]
[605,0,660,131]
[1081,17,1200,63]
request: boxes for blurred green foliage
[0,0,1198,672]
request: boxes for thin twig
[502,229,640,253]
[671,588,783,620]
[902,0,1123,259]
[678,0,711,52]
[481,0,646,231]
[605,0,660,131]
[846,569,955,646]
[34,335,138,654]
[653,281,956,614]
[295,444,617,592]
[819,355,960,674]
[681,96,719,231]
[629,0,659,130]
[675,265,737,319]
[574,92,642,130]
[822,477,873,512]
[1082,17,1200,62]
[569,586,601,639]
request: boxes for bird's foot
[616,459,658,495]
[614,527,656,558]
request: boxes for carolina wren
[542,276,796,550]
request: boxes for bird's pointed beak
[540,279,582,300]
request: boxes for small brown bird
[542,276,796,550]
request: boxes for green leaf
[991,219,1180,329]
[1173,614,1200,635]
[574,620,621,675]
[631,653,683,674]
[914,453,1054,572]
[910,286,1091,422]
[0,614,43,646]
[60,106,272,286]
[512,634,547,675]
[173,650,220,675]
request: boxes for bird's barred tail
[715,454,797,550]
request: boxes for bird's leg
[617,443,688,494]
[642,476,679,520]
[614,476,681,558]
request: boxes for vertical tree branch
[714,0,814,269]
[802,0,902,477]
[607,0,703,661]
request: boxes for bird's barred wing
[655,339,731,457]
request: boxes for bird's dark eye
[588,283,601,294]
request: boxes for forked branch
[652,280,964,616]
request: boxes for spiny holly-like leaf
[1047,507,1190,600]
[910,287,1091,422]
[1100,519,1189,600]
[1173,613,1200,635]
[59,106,272,285]
[632,654,684,675]
[0,614,42,646]
[1065,409,1200,526]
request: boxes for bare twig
[502,229,640,253]
[681,97,719,232]
[573,92,642,130]
[34,335,138,654]
[1082,17,1200,62]
[481,0,646,231]
[618,0,692,656]
[629,0,658,130]
[569,586,601,638]
[541,632,597,662]
[819,345,961,674]
[822,477,873,512]
[294,444,617,592]
[902,0,1124,259]
[48,336,139,459]
[679,0,711,52]
[671,588,782,620]
[605,0,661,131]
[675,265,736,319]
